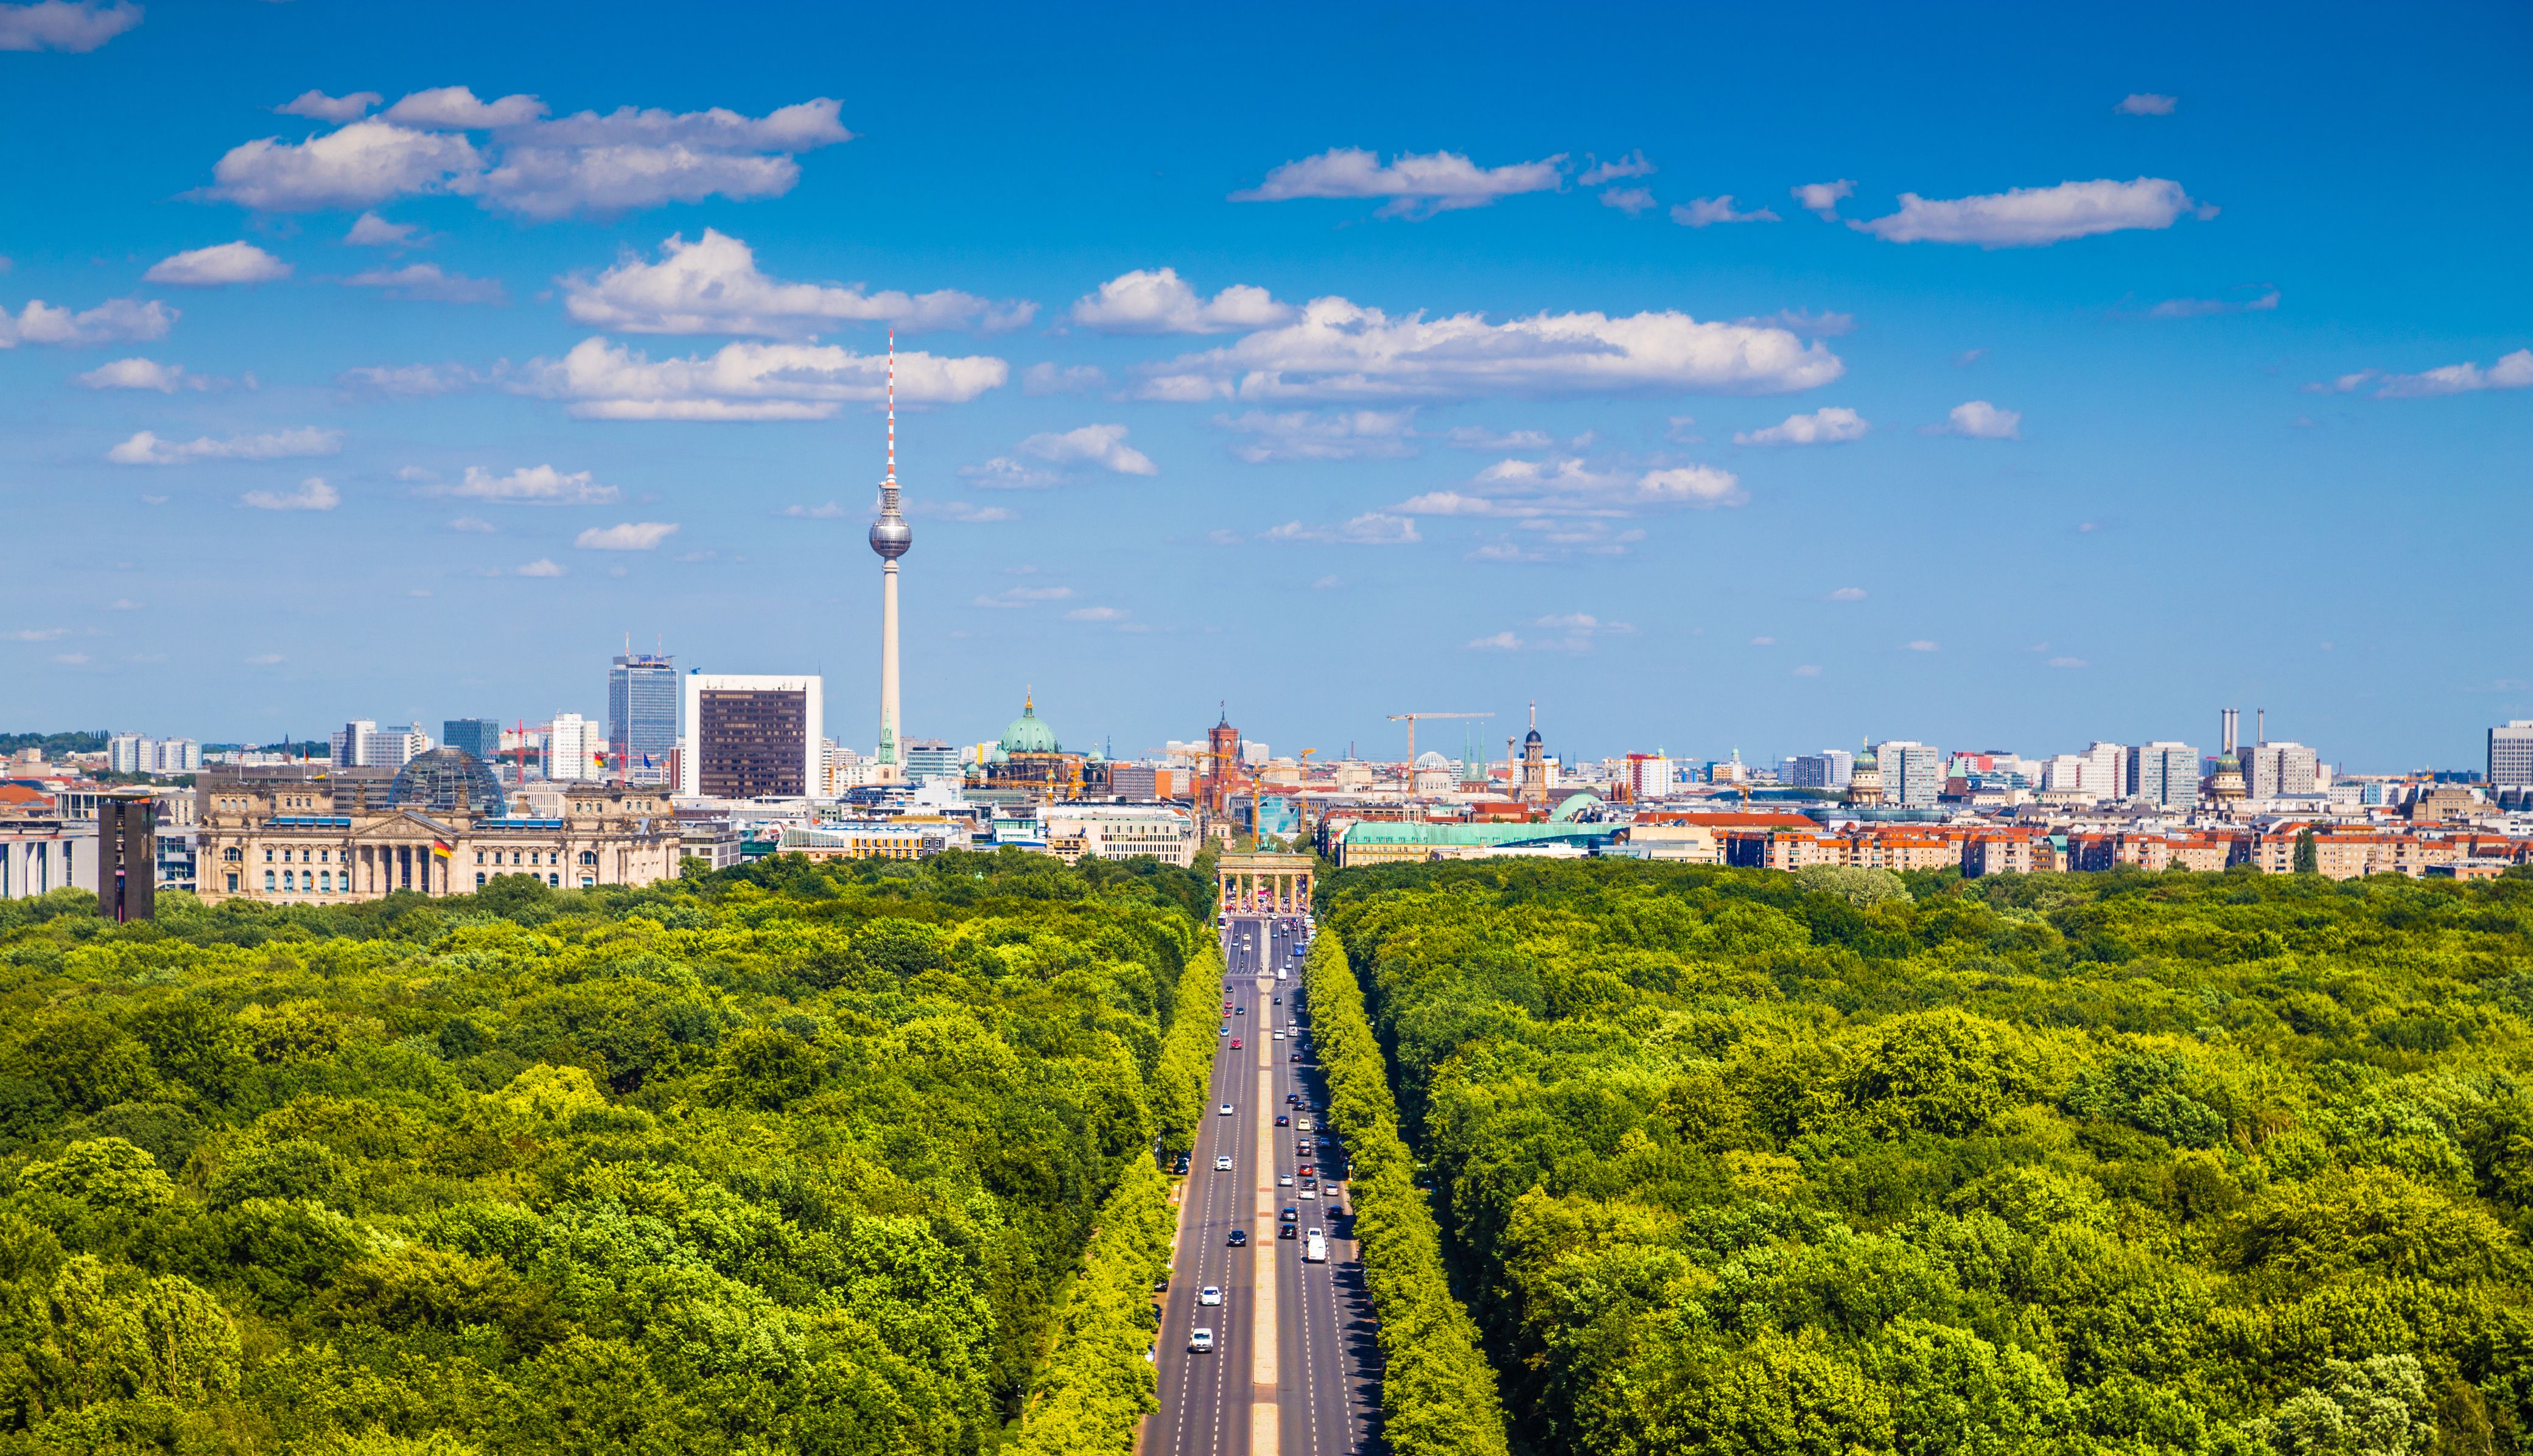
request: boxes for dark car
[1281,1205,1297,1222]
[1289,1052,1303,1062]
[1278,1224,1297,1240]
[1234,1006,1244,1015]
[1275,1115,1289,1127]
[1228,1228,1248,1247]
[1172,1155,1190,1174]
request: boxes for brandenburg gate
[1216,852,1314,916]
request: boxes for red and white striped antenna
[885,328,895,482]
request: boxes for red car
[1231,1038,1243,1049]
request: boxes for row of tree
[1304,927,1510,1456]
[1322,859,2533,1456]
[0,848,1211,1455]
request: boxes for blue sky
[3,0,2527,772]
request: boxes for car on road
[1289,1052,1303,1062]
[1228,1228,1247,1246]
[1214,1154,1233,1171]
[1189,1327,1215,1353]
[1298,1163,1315,1177]
[1219,1024,1229,1036]
[1231,1038,1242,1049]
[1305,1229,1326,1263]
[1278,1224,1296,1239]
[1275,1115,1289,1126]
[1281,1205,1297,1223]
[1272,1031,1285,1040]
[1279,1174,1293,1187]
[1219,1103,1235,1116]
[1300,1186,1316,1200]
[1297,1118,1313,1130]
[1272,996,1281,1004]
[1199,1286,1222,1306]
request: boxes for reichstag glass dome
[387,747,507,816]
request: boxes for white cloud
[240,477,340,511]
[1065,606,1129,623]
[519,336,1007,420]
[338,362,490,396]
[575,520,678,550]
[1749,635,1775,646]
[2115,93,2178,116]
[1069,267,1292,334]
[106,598,141,611]
[108,426,340,464]
[1231,147,1565,218]
[144,241,292,286]
[1599,187,1656,217]
[244,653,284,665]
[1792,664,1821,677]
[444,463,617,504]
[1400,457,1743,519]
[0,0,139,51]
[343,211,422,246]
[1137,296,1841,402]
[1466,631,1523,651]
[1855,177,2208,247]
[449,516,494,532]
[2362,349,2533,399]
[344,262,506,304]
[1440,424,1552,450]
[2148,287,2278,318]
[2048,656,2089,669]
[1261,513,1421,545]
[204,95,851,219]
[973,584,1073,608]
[516,559,566,578]
[778,502,845,519]
[1578,150,1655,186]
[564,229,1026,337]
[279,91,381,123]
[937,502,1015,523]
[205,119,485,211]
[1734,405,1868,446]
[4,628,68,641]
[382,85,548,129]
[1672,195,1780,227]
[1791,180,1854,220]
[1905,639,1938,652]
[1829,587,1868,601]
[1024,362,1106,394]
[1931,400,2021,438]
[1739,308,1855,337]
[967,424,1157,486]
[1312,575,1340,589]
[74,357,219,392]
[1213,408,1416,463]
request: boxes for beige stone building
[198,777,679,905]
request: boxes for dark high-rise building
[679,675,820,799]
[609,653,679,784]
[97,793,155,922]
[443,718,501,762]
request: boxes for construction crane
[1386,712,1494,788]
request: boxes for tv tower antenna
[869,329,911,770]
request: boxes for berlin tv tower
[868,331,911,772]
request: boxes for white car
[1272,1031,1285,1040]
[1214,1155,1233,1171]
[1299,1186,1317,1200]
[1279,1174,1293,1187]
[1297,1119,1314,1131]
[1218,1103,1235,1116]
[1189,1327,1216,1353]
[1198,1286,1222,1306]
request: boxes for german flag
[430,839,452,859]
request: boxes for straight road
[1150,913,1381,1455]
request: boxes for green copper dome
[1000,693,1059,754]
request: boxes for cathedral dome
[1000,693,1059,754]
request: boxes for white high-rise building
[548,713,595,782]
[867,334,911,777]
[329,721,429,769]
[2247,741,2321,800]
[1875,740,1944,807]
[2079,742,2125,799]
[2492,721,2533,791]
[1242,741,1270,768]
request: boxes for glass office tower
[608,653,679,784]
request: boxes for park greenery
[1305,927,1511,1456]
[1322,858,2533,1456]
[0,848,1206,1456]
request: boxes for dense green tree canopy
[0,849,1207,1455]
[1322,861,2533,1456]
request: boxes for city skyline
[3,1,2528,770]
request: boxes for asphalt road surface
[1148,914,1382,1455]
